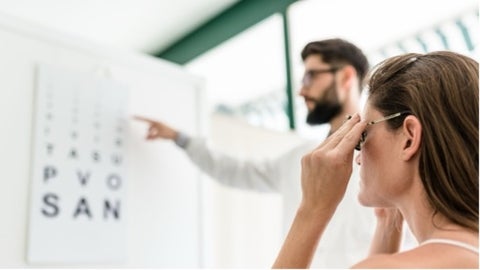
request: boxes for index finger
[335,120,367,154]
[133,115,155,124]
[321,114,361,150]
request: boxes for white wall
[0,10,313,269]
[203,113,306,268]
[0,13,204,267]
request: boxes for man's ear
[337,65,356,100]
[401,115,422,161]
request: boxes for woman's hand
[273,114,366,269]
[299,113,367,215]
[374,207,404,225]
[368,207,404,255]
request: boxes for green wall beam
[154,0,297,65]
[281,8,295,130]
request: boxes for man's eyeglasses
[355,111,411,151]
[302,67,340,87]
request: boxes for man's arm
[134,115,281,192]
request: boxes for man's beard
[306,81,342,125]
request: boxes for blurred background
[0,0,477,267]
[0,0,476,133]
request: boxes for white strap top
[421,238,479,254]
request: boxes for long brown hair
[368,51,479,232]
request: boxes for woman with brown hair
[273,51,479,268]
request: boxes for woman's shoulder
[351,243,478,269]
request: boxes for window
[186,14,289,132]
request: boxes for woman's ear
[401,115,422,161]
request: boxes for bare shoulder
[351,244,478,268]
[350,253,412,269]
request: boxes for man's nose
[298,85,308,97]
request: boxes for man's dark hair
[301,38,369,88]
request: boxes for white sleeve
[182,136,281,193]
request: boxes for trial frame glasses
[355,111,411,151]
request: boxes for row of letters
[40,166,123,220]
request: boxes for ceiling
[0,0,238,53]
[0,0,476,132]
[0,0,476,58]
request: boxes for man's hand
[133,115,178,141]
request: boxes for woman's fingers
[320,113,361,151]
[335,119,367,154]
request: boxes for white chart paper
[27,63,128,264]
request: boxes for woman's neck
[398,188,477,245]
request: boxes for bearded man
[135,39,374,268]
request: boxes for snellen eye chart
[27,63,128,264]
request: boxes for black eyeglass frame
[302,66,342,87]
[355,111,412,151]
